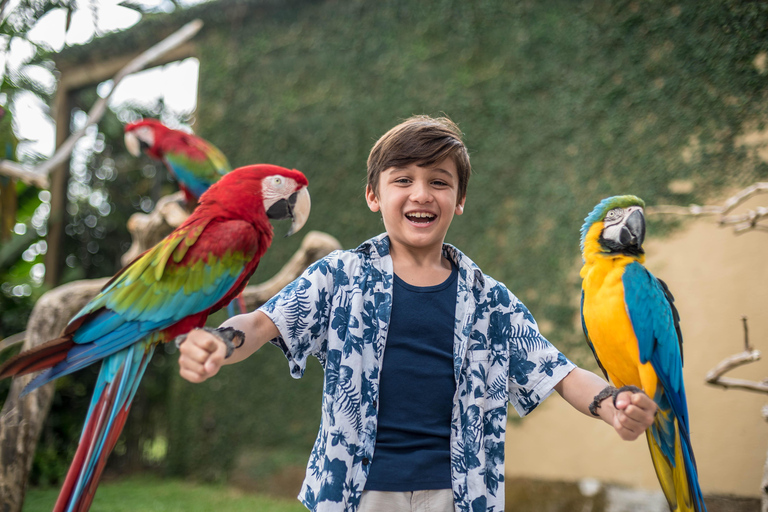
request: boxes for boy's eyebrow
[386,165,456,180]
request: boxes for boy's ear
[366,185,380,212]
[455,196,466,216]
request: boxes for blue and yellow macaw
[579,195,706,512]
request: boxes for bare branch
[705,317,768,394]
[648,182,768,235]
[0,331,25,353]
[0,19,204,189]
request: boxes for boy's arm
[178,310,278,383]
[554,368,657,441]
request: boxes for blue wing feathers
[624,262,706,510]
[623,263,683,394]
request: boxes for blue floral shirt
[260,233,576,512]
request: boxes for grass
[22,475,308,512]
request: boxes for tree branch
[648,182,768,235]
[0,331,25,353]
[705,316,768,394]
[0,19,204,189]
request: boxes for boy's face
[366,158,465,256]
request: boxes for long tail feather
[0,337,75,379]
[53,341,155,512]
[647,406,707,512]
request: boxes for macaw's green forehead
[585,194,645,223]
[580,194,645,247]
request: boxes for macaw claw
[589,385,617,416]
[611,385,644,408]
[588,384,645,416]
[174,326,245,358]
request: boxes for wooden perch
[0,229,340,511]
[648,182,768,234]
[0,331,26,353]
[241,231,342,310]
[705,316,768,394]
[121,191,189,266]
[0,19,204,189]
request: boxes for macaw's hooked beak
[124,132,143,157]
[622,208,645,250]
[267,187,311,237]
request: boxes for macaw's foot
[611,385,644,407]
[174,326,245,358]
[588,385,617,416]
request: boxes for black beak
[621,209,645,249]
[266,194,295,221]
[266,187,311,237]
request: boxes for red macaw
[580,195,706,512]
[0,164,310,512]
[124,119,231,204]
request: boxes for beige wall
[506,194,768,498]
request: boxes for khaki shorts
[358,489,454,512]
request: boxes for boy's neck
[389,241,452,287]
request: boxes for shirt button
[362,457,370,466]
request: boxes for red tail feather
[53,370,132,512]
[0,337,74,379]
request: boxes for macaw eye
[274,177,283,186]
[605,208,622,221]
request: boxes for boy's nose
[410,181,432,203]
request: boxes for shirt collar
[355,233,486,289]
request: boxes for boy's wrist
[588,385,617,417]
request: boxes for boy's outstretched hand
[176,310,279,383]
[604,389,657,441]
[555,368,657,441]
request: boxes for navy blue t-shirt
[364,263,458,491]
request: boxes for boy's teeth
[407,212,435,219]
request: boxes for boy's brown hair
[367,115,471,203]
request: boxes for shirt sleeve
[506,297,577,417]
[258,252,339,378]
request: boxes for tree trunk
[0,278,107,512]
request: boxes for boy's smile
[366,159,465,258]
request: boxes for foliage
[22,474,306,512]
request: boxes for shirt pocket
[468,349,509,412]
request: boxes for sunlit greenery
[22,475,306,512]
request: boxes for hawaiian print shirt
[260,233,576,512]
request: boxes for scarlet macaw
[579,195,706,512]
[0,164,310,512]
[124,118,231,204]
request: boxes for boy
[177,116,657,512]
